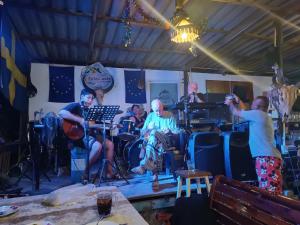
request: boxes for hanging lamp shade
[171,16,200,43]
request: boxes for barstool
[175,169,212,198]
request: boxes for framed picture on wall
[150,82,179,107]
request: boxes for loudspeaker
[188,132,225,176]
[226,132,257,181]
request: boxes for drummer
[129,104,145,133]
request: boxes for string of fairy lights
[121,0,161,47]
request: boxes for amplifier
[188,132,225,176]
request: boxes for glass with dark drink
[96,191,112,217]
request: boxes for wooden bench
[210,175,300,225]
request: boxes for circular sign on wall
[81,62,114,93]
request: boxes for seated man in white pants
[131,99,179,187]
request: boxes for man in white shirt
[225,95,282,195]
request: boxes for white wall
[29,63,184,122]
[29,63,273,123]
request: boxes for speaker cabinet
[188,132,225,176]
[224,132,257,181]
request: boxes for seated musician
[140,104,148,120]
[58,88,114,179]
[129,104,145,132]
[131,99,179,187]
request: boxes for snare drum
[119,119,135,133]
[123,138,144,169]
[118,119,136,141]
[118,132,136,142]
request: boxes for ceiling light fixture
[170,0,206,43]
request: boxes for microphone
[80,101,86,109]
[190,92,196,103]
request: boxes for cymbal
[116,110,123,115]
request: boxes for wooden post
[274,19,287,153]
[274,19,283,69]
[183,70,189,128]
[183,70,189,97]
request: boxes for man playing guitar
[58,88,114,180]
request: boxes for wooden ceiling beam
[7,1,275,42]
[18,34,189,55]
[36,58,184,71]
[6,1,166,29]
[210,0,280,11]
[87,0,101,63]
[190,65,272,76]
[39,57,273,75]
[271,1,300,16]
[210,0,300,19]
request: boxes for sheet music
[85,105,120,123]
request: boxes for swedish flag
[0,7,30,111]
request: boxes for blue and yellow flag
[124,70,146,104]
[0,7,30,111]
[49,66,74,103]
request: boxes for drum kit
[116,119,144,171]
[116,102,226,171]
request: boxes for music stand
[91,105,129,186]
[82,106,104,183]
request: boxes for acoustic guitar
[62,119,84,141]
[62,119,113,141]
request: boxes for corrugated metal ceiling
[4,0,300,81]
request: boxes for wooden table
[0,186,149,225]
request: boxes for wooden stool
[175,170,212,198]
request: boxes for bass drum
[123,138,144,170]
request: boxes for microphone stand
[82,105,102,184]
[91,105,129,186]
[83,109,91,184]
[183,97,190,130]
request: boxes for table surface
[0,185,149,225]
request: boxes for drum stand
[88,105,129,186]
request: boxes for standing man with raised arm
[131,99,179,187]
[225,95,283,195]
[58,88,114,180]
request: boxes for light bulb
[181,32,188,40]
